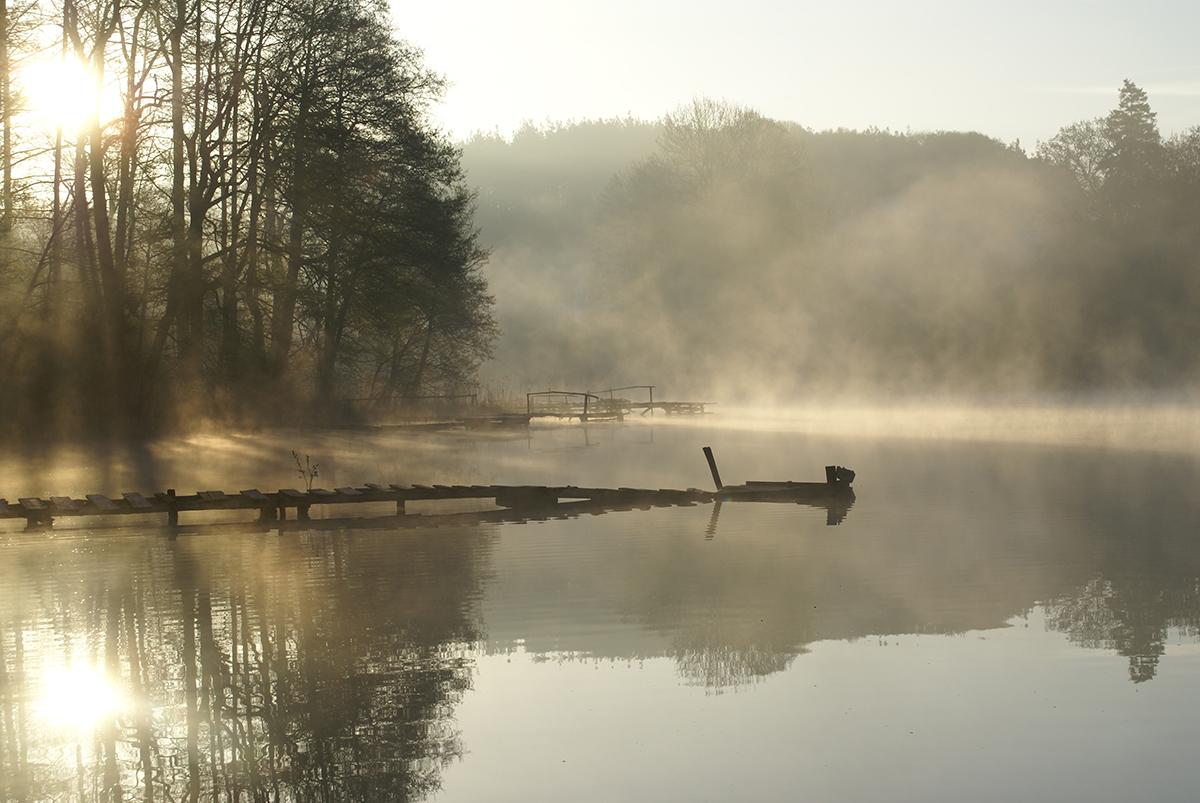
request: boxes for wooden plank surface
[87,494,119,510]
[123,493,153,510]
[0,475,819,530]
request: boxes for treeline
[465,88,1200,400]
[0,0,494,440]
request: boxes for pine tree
[1102,80,1164,214]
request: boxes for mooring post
[24,514,51,531]
[167,488,179,527]
[702,446,724,490]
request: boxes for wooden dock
[0,449,856,531]
[526,390,713,422]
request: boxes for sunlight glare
[19,55,117,133]
[36,665,129,733]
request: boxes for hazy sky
[394,0,1200,147]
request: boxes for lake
[2,410,1199,801]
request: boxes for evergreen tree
[1101,79,1164,216]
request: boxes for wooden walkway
[0,484,714,527]
[0,450,856,530]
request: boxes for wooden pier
[526,389,713,422]
[0,449,856,531]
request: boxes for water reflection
[0,529,490,801]
[2,423,1200,800]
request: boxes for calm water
[2,416,1200,801]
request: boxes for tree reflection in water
[4,432,1200,799]
[1045,577,1200,683]
[0,528,491,801]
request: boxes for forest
[0,0,495,440]
[466,85,1200,402]
[3,0,1196,446]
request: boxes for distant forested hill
[462,90,1200,402]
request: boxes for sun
[18,54,119,133]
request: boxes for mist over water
[4,420,1200,800]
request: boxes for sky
[393,0,1200,147]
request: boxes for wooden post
[396,498,406,515]
[703,447,724,490]
[297,503,310,521]
[649,386,654,417]
[825,466,837,484]
[167,489,179,527]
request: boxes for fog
[466,88,1200,405]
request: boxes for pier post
[396,499,406,515]
[703,446,724,490]
[167,489,179,527]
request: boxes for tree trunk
[269,46,312,378]
[271,145,306,376]
[0,0,11,233]
[168,0,191,358]
[409,319,434,398]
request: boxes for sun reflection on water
[36,665,128,734]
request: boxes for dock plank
[87,494,119,511]
[122,493,153,510]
